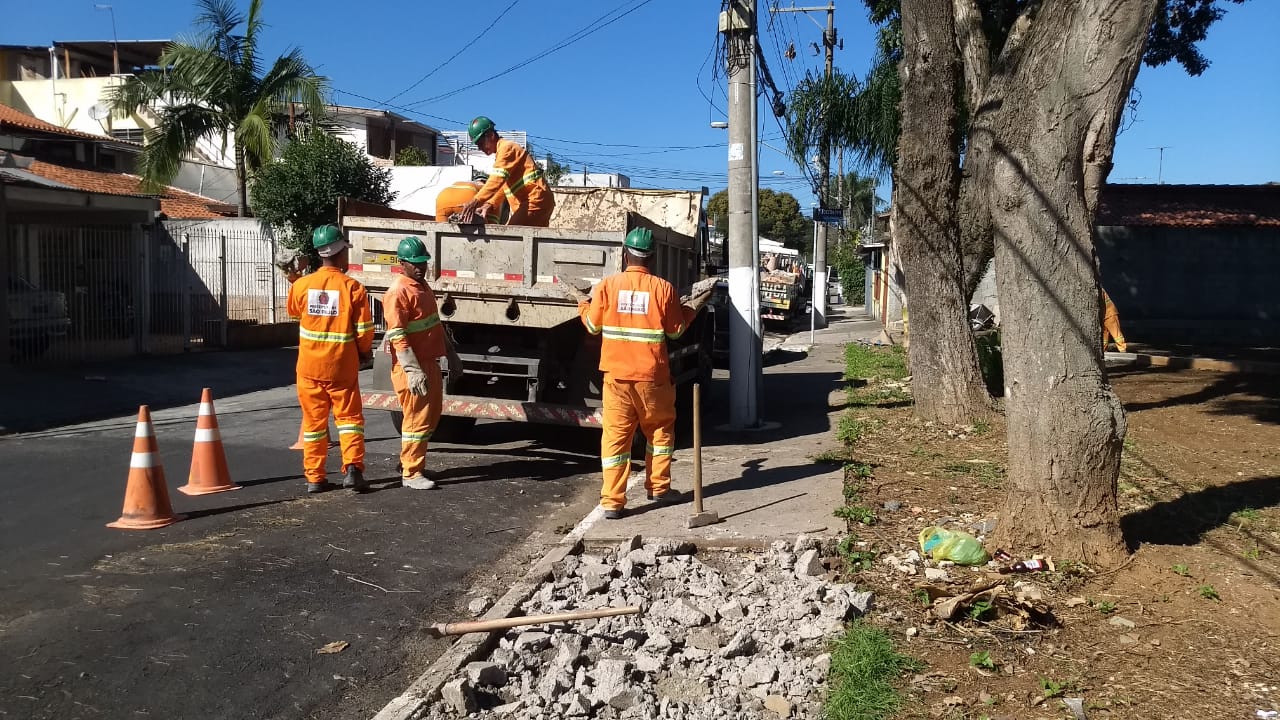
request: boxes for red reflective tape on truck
[505,273,524,282]
[348,264,363,272]
[440,269,457,277]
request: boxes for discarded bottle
[993,549,1014,563]
[999,558,1049,574]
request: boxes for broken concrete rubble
[421,538,873,720]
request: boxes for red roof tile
[26,160,236,219]
[0,103,136,144]
[1098,184,1280,228]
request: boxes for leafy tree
[104,0,328,216]
[860,0,1248,564]
[395,146,432,166]
[542,154,570,185]
[250,127,394,249]
[707,188,812,255]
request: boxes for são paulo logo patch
[308,289,340,317]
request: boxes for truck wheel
[432,416,477,443]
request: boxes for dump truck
[340,187,714,441]
[759,240,807,325]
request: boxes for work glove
[396,350,430,396]
[682,289,715,313]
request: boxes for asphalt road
[0,384,601,720]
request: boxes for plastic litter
[918,527,989,565]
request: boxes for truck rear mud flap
[361,391,604,428]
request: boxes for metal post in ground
[181,233,191,351]
[219,233,228,348]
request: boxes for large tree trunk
[895,0,993,425]
[235,145,248,217]
[983,0,1158,567]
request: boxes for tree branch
[952,0,990,112]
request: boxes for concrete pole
[811,2,836,329]
[724,0,761,429]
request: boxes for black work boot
[647,488,688,504]
[343,466,368,492]
[306,481,333,494]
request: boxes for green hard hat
[468,116,495,143]
[397,236,431,264]
[311,224,347,257]
[623,227,654,256]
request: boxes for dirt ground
[838,365,1280,719]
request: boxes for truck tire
[390,411,477,443]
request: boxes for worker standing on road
[565,228,713,519]
[382,236,464,490]
[287,225,375,494]
[1102,288,1128,353]
[458,116,555,227]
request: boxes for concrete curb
[370,537,584,720]
[1108,351,1280,375]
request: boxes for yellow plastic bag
[918,526,989,565]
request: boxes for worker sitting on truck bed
[287,225,375,494]
[565,228,714,519]
[382,237,464,490]
[434,180,504,224]
[458,116,555,227]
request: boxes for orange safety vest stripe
[287,267,374,383]
[581,266,690,382]
[474,138,548,208]
[382,274,447,361]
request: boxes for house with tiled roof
[1097,183,1280,347]
[863,183,1280,348]
[0,102,234,219]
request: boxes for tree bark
[236,144,248,217]
[982,0,1159,566]
[896,0,993,425]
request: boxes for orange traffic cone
[108,406,185,530]
[289,422,334,450]
[179,388,240,495]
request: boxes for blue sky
[6,0,1277,204]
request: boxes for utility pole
[721,0,762,428]
[771,2,836,329]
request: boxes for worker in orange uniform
[287,225,375,493]
[382,236,464,490]
[458,116,555,227]
[1102,288,1128,353]
[566,228,713,519]
[434,180,504,224]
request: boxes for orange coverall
[435,181,504,223]
[382,274,448,479]
[473,138,555,227]
[578,266,698,511]
[287,267,374,485]
[1102,289,1127,352]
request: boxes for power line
[402,0,658,108]
[381,0,521,106]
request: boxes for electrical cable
[381,0,521,105]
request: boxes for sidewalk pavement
[581,306,884,545]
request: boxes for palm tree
[104,0,328,216]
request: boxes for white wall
[387,165,476,217]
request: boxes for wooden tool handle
[693,383,704,514]
[429,606,640,637]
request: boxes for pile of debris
[421,537,875,719]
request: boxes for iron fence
[3,218,287,365]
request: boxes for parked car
[8,274,71,359]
